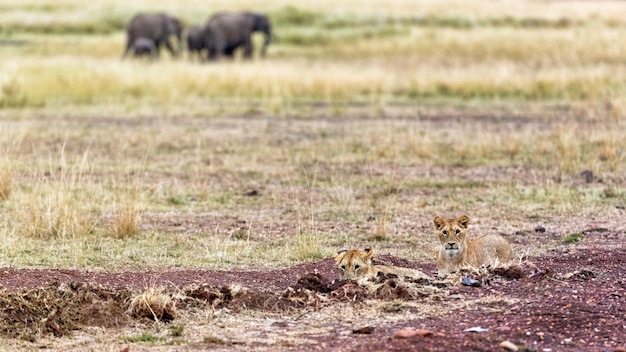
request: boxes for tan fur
[434,215,512,276]
[335,248,432,280]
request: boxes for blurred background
[2,0,626,117]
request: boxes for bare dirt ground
[0,233,623,351]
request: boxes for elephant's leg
[242,37,253,59]
[207,49,217,61]
[224,47,235,58]
[154,41,162,57]
[164,39,177,57]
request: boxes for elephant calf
[186,24,207,60]
[131,37,156,58]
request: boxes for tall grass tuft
[0,168,11,201]
[25,181,99,239]
[113,197,143,239]
[127,287,177,322]
[19,149,99,239]
[289,232,325,261]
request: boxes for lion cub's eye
[340,265,346,271]
[354,264,361,271]
[442,230,448,236]
[455,229,461,235]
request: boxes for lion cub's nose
[447,242,455,246]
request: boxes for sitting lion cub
[434,215,512,276]
[335,248,432,280]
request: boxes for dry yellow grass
[127,287,177,321]
[2,1,626,111]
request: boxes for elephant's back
[127,13,167,36]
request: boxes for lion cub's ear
[434,216,445,230]
[457,215,470,229]
[363,248,374,262]
[335,249,348,262]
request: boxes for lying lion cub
[335,248,432,280]
[434,215,512,276]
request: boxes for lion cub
[335,248,432,280]
[434,215,512,276]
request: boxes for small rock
[499,340,519,351]
[613,347,626,352]
[352,326,374,334]
[461,278,481,287]
[464,326,488,333]
[561,338,573,345]
[393,329,433,338]
[244,189,259,196]
[120,347,130,352]
[535,225,546,233]
[579,169,594,183]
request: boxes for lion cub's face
[335,248,374,280]
[434,215,470,258]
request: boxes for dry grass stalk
[0,169,11,201]
[113,201,142,238]
[127,287,177,322]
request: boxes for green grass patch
[121,333,163,343]
[563,233,584,244]
[170,325,184,337]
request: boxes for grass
[0,114,624,269]
[121,332,163,343]
[127,287,177,321]
[563,233,584,244]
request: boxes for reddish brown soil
[344,247,625,352]
[0,247,624,351]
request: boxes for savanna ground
[0,0,625,351]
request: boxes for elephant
[123,12,183,58]
[186,24,207,60]
[204,11,272,60]
[131,37,157,58]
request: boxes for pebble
[579,169,594,183]
[461,278,481,287]
[352,326,374,334]
[393,329,433,338]
[464,326,488,333]
[613,347,626,352]
[499,340,519,351]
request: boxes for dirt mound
[0,282,131,341]
[0,270,447,341]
